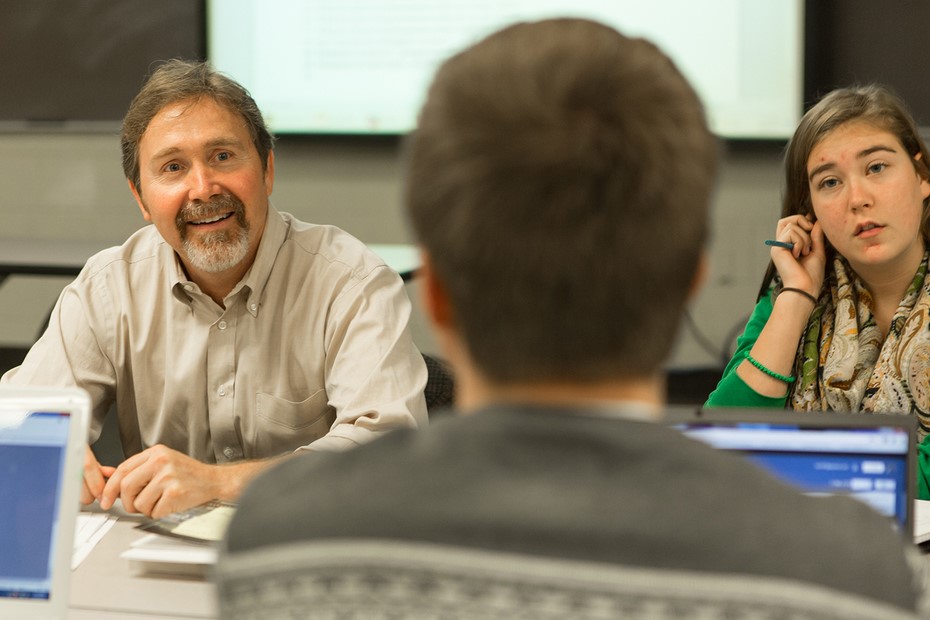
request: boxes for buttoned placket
[205,294,244,463]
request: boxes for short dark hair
[406,18,718,382]
[120,59,274,192]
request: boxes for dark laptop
[667,408,915,539]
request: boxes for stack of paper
[73,513,117,569]
[119,500,236,577]
[121,534,218,578]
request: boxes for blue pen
[764,239,794,250]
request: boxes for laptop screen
[669,410,914,535]
[0,411,73,600]
[0,388,89,620]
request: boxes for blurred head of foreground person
[217,19,930,619]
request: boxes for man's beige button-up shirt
[2,206,428,462]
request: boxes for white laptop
[0,387,90,620]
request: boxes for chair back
[214,539,919,619]
[423,353,455,414]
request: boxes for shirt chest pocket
[251,389,335,457]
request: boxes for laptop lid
[0,387,90,620]
[667,408,915,539]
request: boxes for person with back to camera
[706,85,930,499]
[215,20,930,618]
[0,59,428,519]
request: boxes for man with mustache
[1,60,428,518]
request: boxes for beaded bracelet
[745,354,796,384]
[779,287,817,305]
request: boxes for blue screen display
[0,412,70,599]
[677,422,910,530]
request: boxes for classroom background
[0,0,927,404]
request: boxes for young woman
[706,84,930,497]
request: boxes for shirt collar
[477,399,662,423]
[234,203,287,316]
[167,203,288,315]
[577,400,662,422]
[166,239,194,305]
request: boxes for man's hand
[81,446,117,506]
[98,444,281,519]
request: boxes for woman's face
[807,120,930,278]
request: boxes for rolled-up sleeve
[704,293,787,409]
[297,263,428,452]
[1,272,117,441]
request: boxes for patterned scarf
[790,253,930,442]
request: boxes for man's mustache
[175,195,247,236]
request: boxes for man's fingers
[134,482,170,518]
[80,479,96,506]
[118,464,160,515]
[98,445,218,518]
[100,451,146,510]
[99,470,122,511]
[83,446,106,501]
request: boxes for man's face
[130,97,274,278]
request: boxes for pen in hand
[765,239,794,250]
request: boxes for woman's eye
[216,151,231,162]
[820,178,838,189]
[868,162,887,174]
[164,162,182,173]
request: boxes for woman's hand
[771,214,826,297]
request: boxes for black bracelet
[779,287,817,305]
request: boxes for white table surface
[69,517,217,619]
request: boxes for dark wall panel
[806,0,930,126]
[0,0,203,129]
